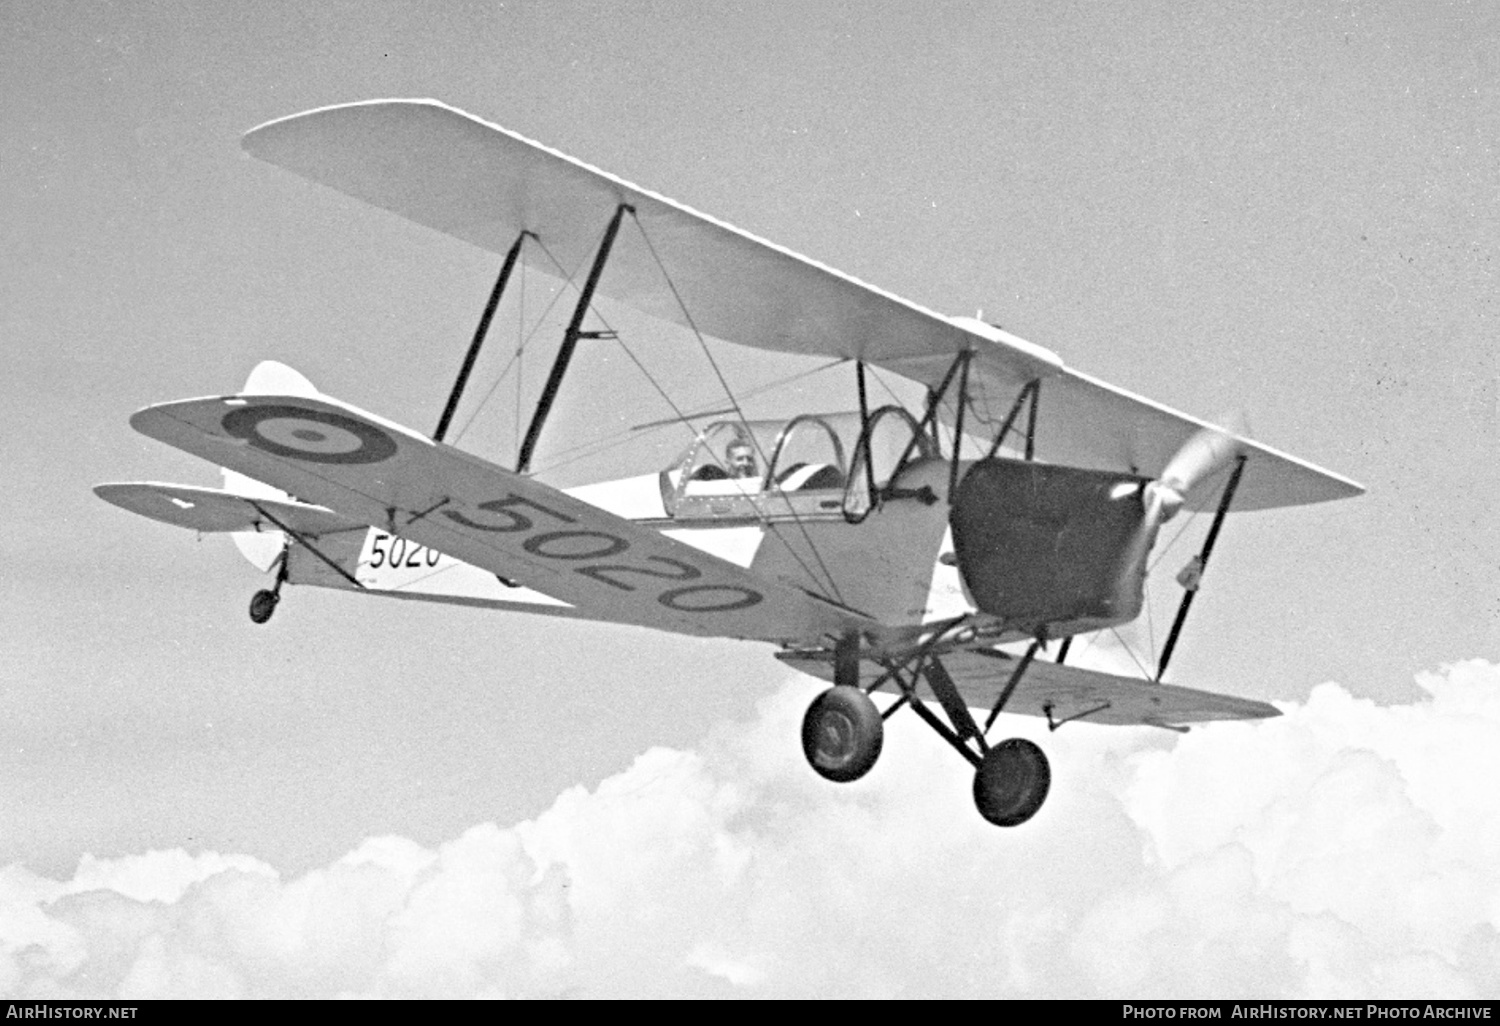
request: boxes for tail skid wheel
[802,686,883,783]
[973,738,1051,827]
[248,589,280,625]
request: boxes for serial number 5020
[367,532,440,569]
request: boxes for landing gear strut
[248,547,289,624]
[801,634,884,782]
[799,622,1055,826]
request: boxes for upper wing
[779,645,1280,728]
[241,99,1362,512]
[94,482,361,537]
[127,392,868,646]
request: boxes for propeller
[1142,414,1247,526]
[1119,416,1247,596]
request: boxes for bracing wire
[529,419,684,477]
[866,365,906,407]
[531,282,846,612]
[633,357,848,431]
[452,258,576,447]
[437,213,853,606]
[471,236,713,475]
[535,358,849,477]
[627,212,847,605]
[528,235,705,450]
[452,233,707,476]
[1107,625,1154,680]
[1146,471,1228,574]
[625,222,760,456]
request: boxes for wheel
[973,738,1050,826]
[801,686,883,783]
[248,589,279,624]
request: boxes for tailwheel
[973,738,1050,827]
[248,588,280,625]
[802,685,883,783]
[250,546,289,625]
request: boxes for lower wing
[778,644,1279,728]
[127,392,868,646]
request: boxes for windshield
[677,421,776,484]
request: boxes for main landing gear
[802,686,884,783]
[799,627,1052,827]
[973,738,1050,827]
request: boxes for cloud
[3,660,1497,998]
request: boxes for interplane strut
[516,203,633,474]
[434,230,532,444]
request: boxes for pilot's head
[726,441,757,479]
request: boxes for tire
[973,738,1050,826]
[248,589,279,625]
[801,686,883,783]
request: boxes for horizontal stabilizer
[778,645,1279,728]
[93,482,361,537]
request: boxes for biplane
[96,100,1363,827]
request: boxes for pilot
[726,440,758,479]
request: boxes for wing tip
[241,97,464,154]
[128,401,184,438]
[92,481,134,505]
[1245,700,1284,720]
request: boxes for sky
[2,0,1496,999]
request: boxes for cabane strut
[983,378,1042,462]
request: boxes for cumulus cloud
[4,660,1498,998]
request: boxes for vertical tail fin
[226,362,322,571]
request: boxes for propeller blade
[1145,416,1246,524]
[1118,416,1247,604]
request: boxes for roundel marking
[221,405,399,464]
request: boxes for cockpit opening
[661,407,935,523]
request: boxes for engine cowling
[949,457,1151,634]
